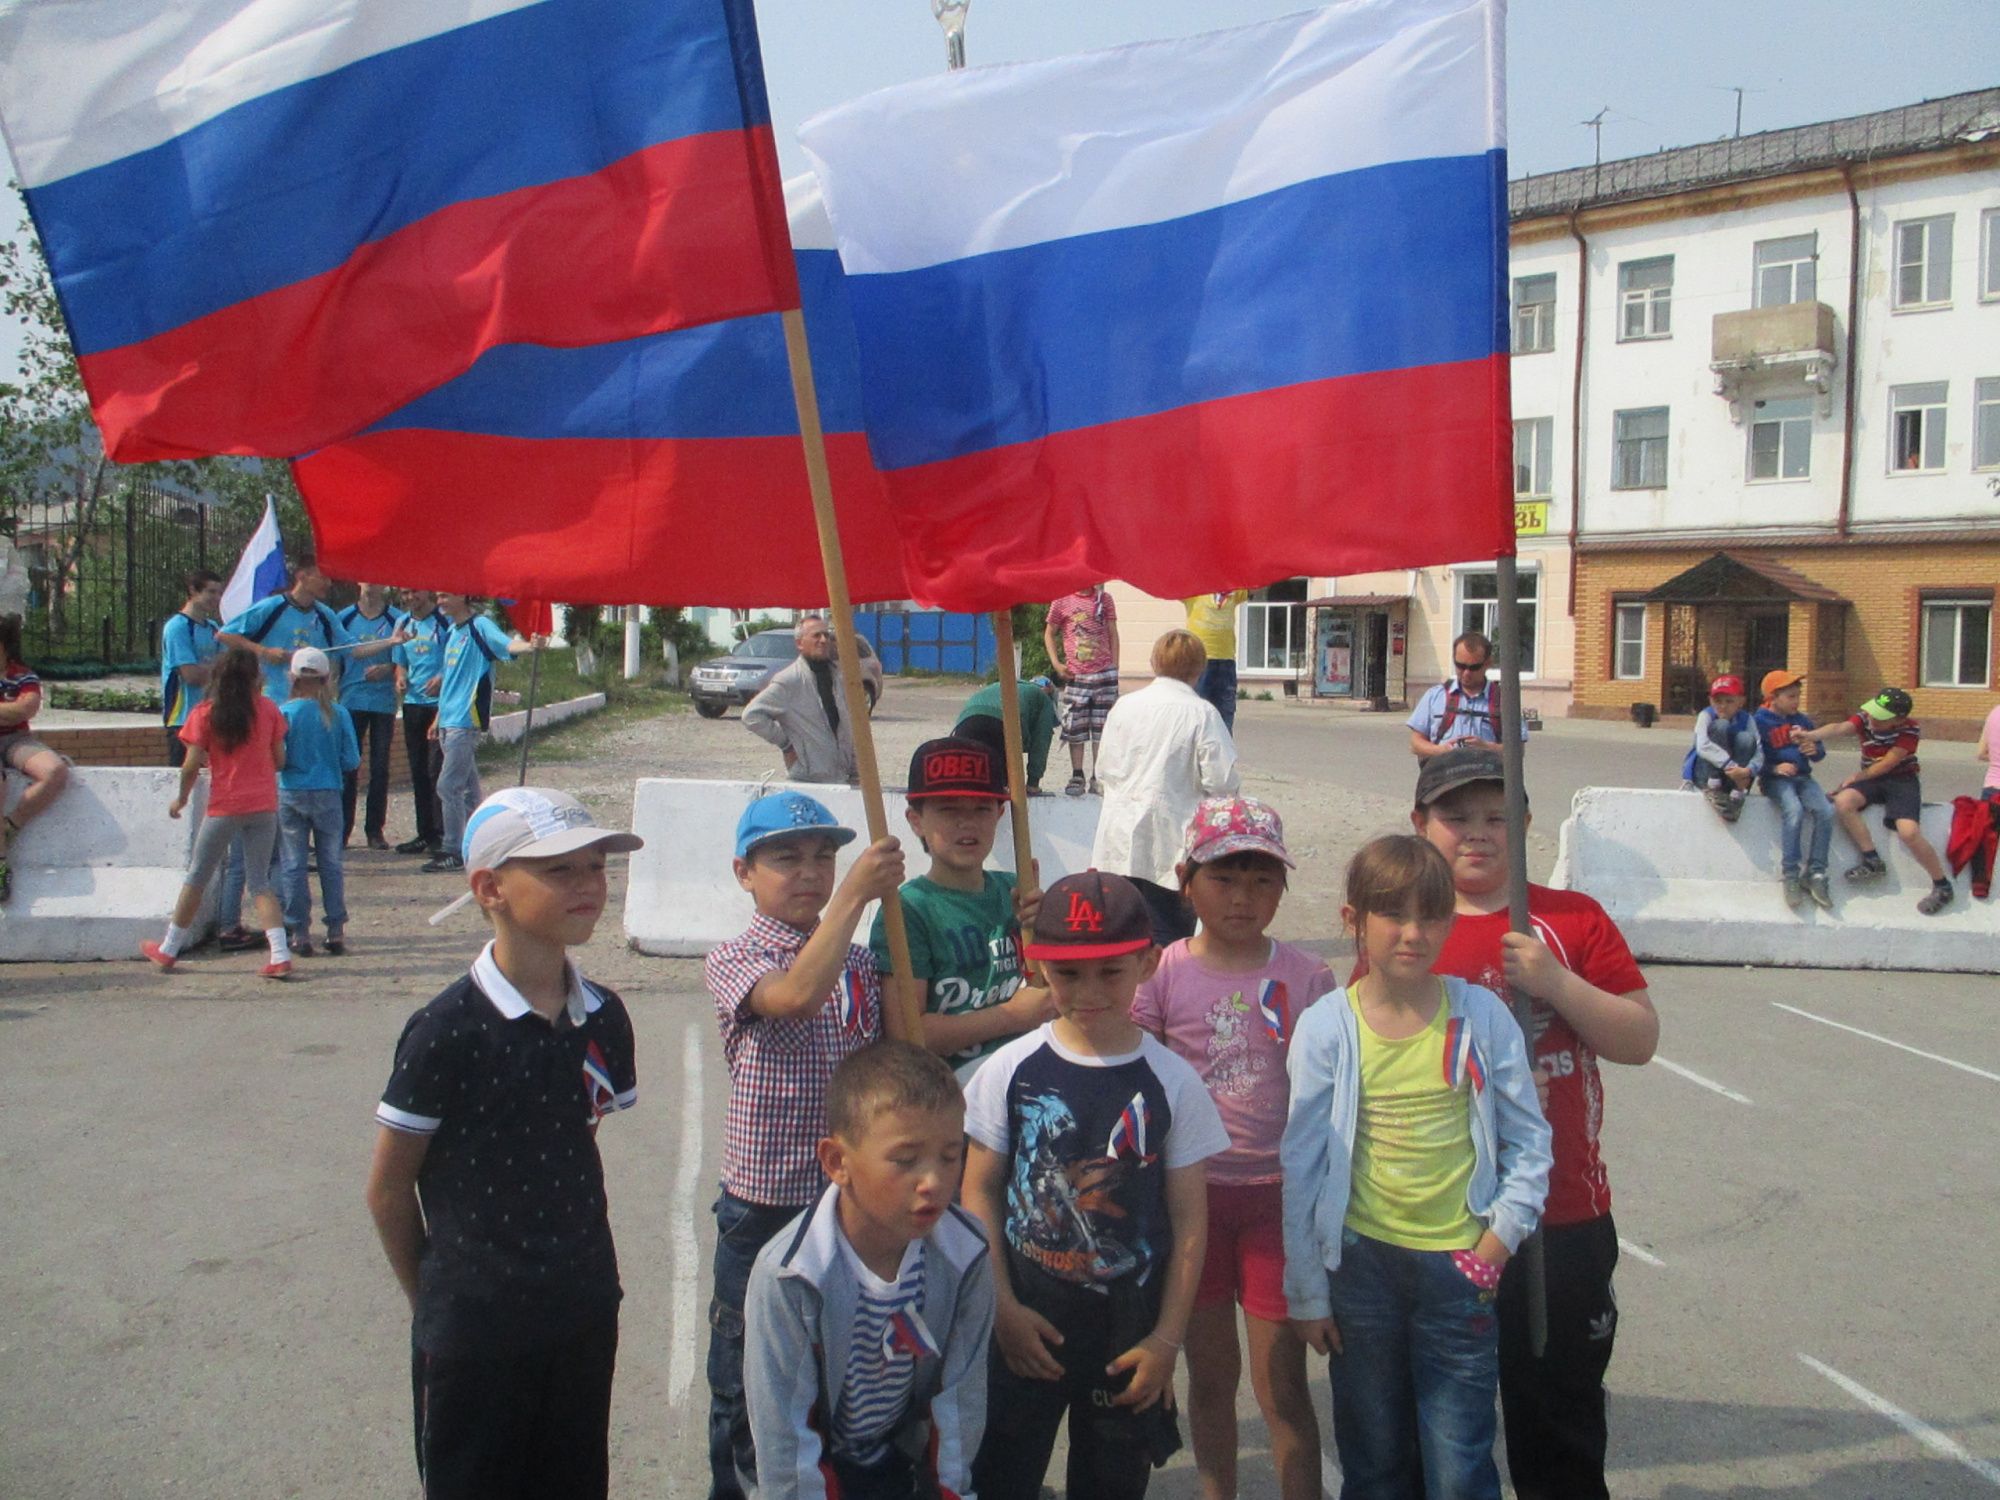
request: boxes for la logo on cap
[1064,891,1105,933]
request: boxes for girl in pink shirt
[1133,796,1333,1500]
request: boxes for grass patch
[477,680,685,772]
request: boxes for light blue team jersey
[336,605,406,715]
[222,596,355,701]
[278,697,360,792]
[437,615,514,730]
[159,612,219,727]
[394,612,450,707]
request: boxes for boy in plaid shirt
[703,790,906,1499]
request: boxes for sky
[2,0,1997,377]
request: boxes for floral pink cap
[1182,795,1295,869]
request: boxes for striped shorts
[1061,669,1118,744]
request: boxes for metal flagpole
[927,0,1035,886]
[515,640,542,786]
[1492,550,1548,1357]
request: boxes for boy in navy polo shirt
[366,787,644,1500]
[702,790,905,1500]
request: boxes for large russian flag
[292,177,908,607]
[0,0,798,464]
[799,0,1514,613]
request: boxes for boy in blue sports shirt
[217,556,404,702]
[423,592,535,874]
[336,581,406,849]
[160,569,222,766]
[393,589,450,855]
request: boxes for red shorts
[1196,1180,1288,1322]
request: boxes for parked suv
[689,629,884,718]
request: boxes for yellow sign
[1513,499,1550,537]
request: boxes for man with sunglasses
[1408,631,1527,760]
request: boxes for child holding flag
[743,1042,995,1500]
[963,871,1229,1500]
[703,791,905,1499]
[1131,796,1330,1500]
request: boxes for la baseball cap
[1183,795,1295,868]
[1708,674,1746,699]
[1024,870,1153,960]
[463,787,643,870]
[290,646,331,677]
[1859,687,1913,721]
[1760,669,1804,700]
[1413,745,1520,809]
[735,790,858,859]
[908,736,1007,800]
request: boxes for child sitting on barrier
[1754,671,1834,911]
[1791,687,1955,915]
[1682,673,1761,822]
[277,648,359,956]
[0,611,70,905]
[703,790,905,1499]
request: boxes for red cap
[1708,674,1745,699]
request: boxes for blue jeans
[1324,1230,1502,1500]
[707,1191,807,1500]
[281,789,348,935]
[1690,728,1759,789]
[1766,775,1834,875]
[1195,657,1238,732]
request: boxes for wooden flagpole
[778,308,923,1043]
[1493,550,1548,1356]
[991,610,1036,886]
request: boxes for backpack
[1436,682,1494,740]
[455,618,501,731]
[1681,708,1753,782]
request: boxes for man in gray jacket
[744,616,858,784]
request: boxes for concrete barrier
[1,768,213,962]
[625,779,1103,957]
[1551,786,1997,972]
[486,692,607,745]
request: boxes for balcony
[1709,301,1838,421]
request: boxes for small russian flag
[834,968,870,1039]
[1256,979,1290,1045]
[883,1306,941,1361]
[1106,1091,1149,1161]
[582,1041,617,1120]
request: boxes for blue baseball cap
[735,790,858,859]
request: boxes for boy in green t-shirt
[872,736,1054,1080]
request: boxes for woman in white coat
[1089,628,1241,945]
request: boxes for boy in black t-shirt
[366,788,644,1500]
[962,872,1230,1500]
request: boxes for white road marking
[1322,1448,1340,1497]
[1651,1055,1753,1105]
[667,1024,705,1405]
[1772,1004,2000,1085]
[1617,1237,1665,1268]
[1798,1354,2000,1487]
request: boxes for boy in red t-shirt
[1407,749,1659,1500]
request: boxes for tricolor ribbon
[582,1041,617,1121]
[883,1306,942,1361]
[1441,1016,1486,1093]
[834,968,870,1039]
[1256,978,1290,1045]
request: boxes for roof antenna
[1710,84,1765,138]
[1583,107,1609,165]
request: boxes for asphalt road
[3,685,1996,1498]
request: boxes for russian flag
[292,177,908,607]
[219,497,287,622]
[0,0,798,464]
[799,0,1515,613]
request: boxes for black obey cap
[1025,871,1153,960]
[908,736,1008,800]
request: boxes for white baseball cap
[290,646,331,677]
[462,787,643,871]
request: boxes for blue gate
[854,610,998,675]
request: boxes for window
[1512,273,1557,354]
[1753,234,1817,307]
[1889,383,1947,472]
[1513,417,1554,496]
[1612,407,1669,488]
[1920,598,1991,688]
[1456,569,1538,675]
[1984,209,2000,301]
[1748,398,1812,481]
[1241,579,1307,673]
[1613,602,1646,681]
[1617,256,1673,340]
[1893,216,1953,309]
[1978,379,2000,471]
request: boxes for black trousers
[411,1313,619,1500]
[342,707,397,840]
[972,1264,1177,1500]
[165,729,187,768]
[401,703,443,847]
[1497,1214,1620,1500]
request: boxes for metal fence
[3,481,242,668]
